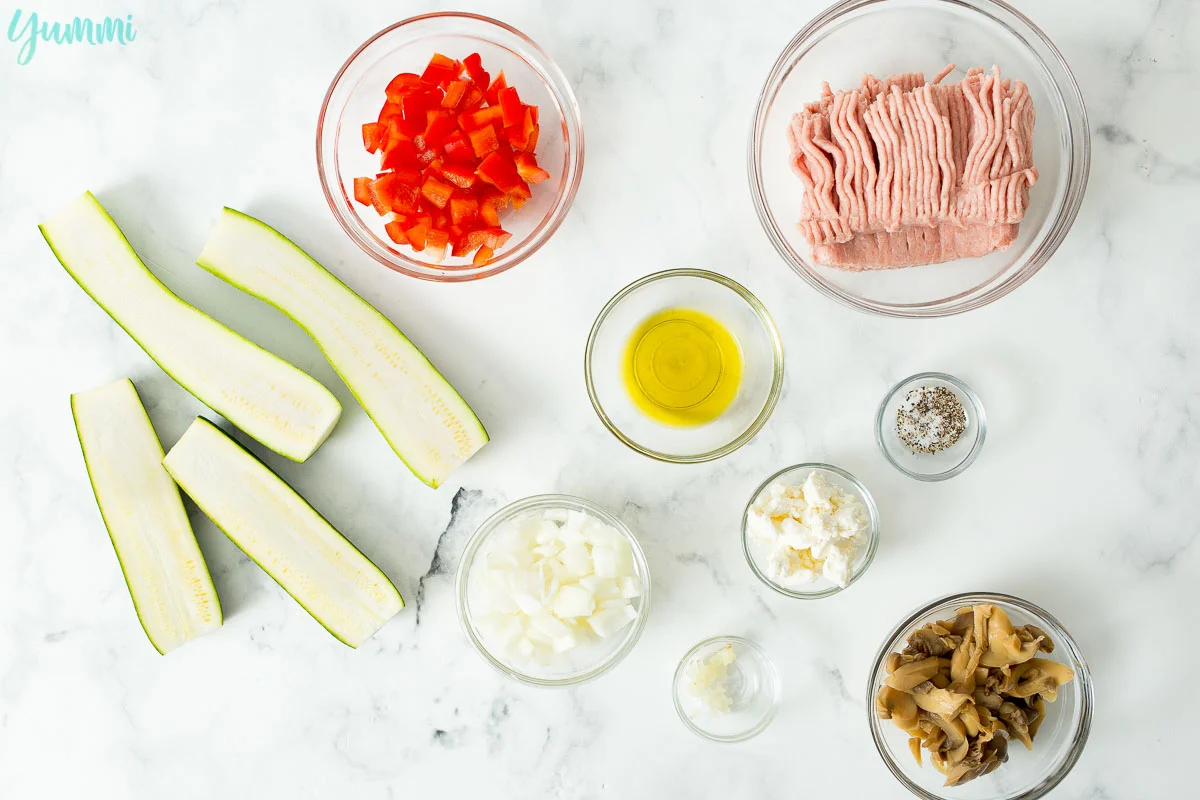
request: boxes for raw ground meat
[787,65,1037,270]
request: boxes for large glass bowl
[749,0,1089,317]
[455,495,651,687]
[867,592,1093,799]
[318,13,584,282]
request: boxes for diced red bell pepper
[449,196,479,226]
[420,176,455,209]
[405,222,428,252]
[467,125,500,158]
[368,173,401,216]
[440,162,477,189]
[420,53,459,87]
[362,122,385,153]
[442,130,473,162]
[514,152,551,184]
[423,113,458,149]
[441,80,469,109]
[478,226,512,249]
[498,86,524,128]
[352,177,372,206]
[509,179,532,201]
[521,108,539,152]
[476,152,522,193]
[463,53,489,87]
[425,229,450,263]
[459,105,504,132]
[384,219,409,245]
[473,245,494,266]
[381,138,419,171]
[485,72,507,106]
[460,85,485,112]
[452,228,488,257]
[385,73,422,100]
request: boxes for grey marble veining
[1,0,1196,797]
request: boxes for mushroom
[882,604,1071,787]
[997,701,1034,749]
[979,607,1044,667]
[928,713,970,765]
[911,682,972,717]
[883,657,943,691]
[1004,658,1075,702]
[876,686,920,731]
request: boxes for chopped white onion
[473,507,643,665]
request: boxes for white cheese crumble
[746,471,869,588]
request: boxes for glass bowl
[673,636,781,742]
[741,463,880,599]
[868,592,1093,799]
[876,372,986,481]
[584,269,785,463]
[748,0,1090,317]
[455,494,651,686]
[317,13,584,282]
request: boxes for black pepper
[895,385,966,454]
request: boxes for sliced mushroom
[1027,697,1047,739]
[997,701,1034,749]
[979,607,1044,667]
[1004,658,1075,702]
[908,737,923,766]
[929,713,970,764]
[959,703,982,737]
[876,686,920,731]
[911,682,972,717]
[907,626,961,657]
[884,657,942,691]
[973,687,1004,711]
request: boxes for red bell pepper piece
[353,177,373,206]
[420,176,455,209]
[463,53,489,87]
[514,152,551,184]
[423,113,458,149]
[400,92,433,135]
[425,228,450,262]
[441,80,469,109]
[384,219,409,245]
[362,122,385,153]
[498,86,524,128]
[368,173,401,216]
[460,85,485,112]
[467,126,500,158]
[473,245,494,267]
[381,138,419,171]
[385,73,422,100]
[404,222,428,252]
[476,152,522,193]
[485,72,507,106]
[420,53,459,87]
[440,163,477,189]
[442,130,473,162]
[449,196,479,226]
[459,105,504,132]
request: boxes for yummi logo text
[7,9,137,65]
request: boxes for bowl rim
[741,462,881,599]
[746,0,1092,318]
[874,371,988,481]
[866,591,1094,799]
[584,268,786,464]
[672,635,782,743]
[316,11,585,282]
[454,493,652,687]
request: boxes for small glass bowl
[868,592,1094,800]
[584,269,785,463]
[455,494,651,687]
[876,372,986,481]
[748,0,1090,317]
[673,636,781,742]
[742,463,880,599]
[317,13,584,282]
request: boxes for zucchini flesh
[197,208,488,488]
[72,379,222,654]
[162,418,404,647]
[40,192,342,462]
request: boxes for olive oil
[622,308,742,426]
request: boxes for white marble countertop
[1,0,1195,797]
